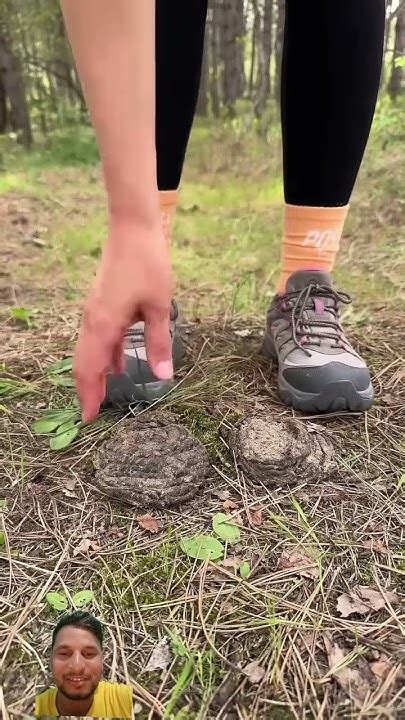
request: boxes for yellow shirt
[35,680,132,718]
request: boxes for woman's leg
[279,0,385,289]
[265,0,385,413]
[156,0,208,241]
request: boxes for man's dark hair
[51,611,103,650]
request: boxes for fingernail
[155,360,173,380]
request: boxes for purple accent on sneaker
[314,298,325,314]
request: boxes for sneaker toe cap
[282,362,371,393]
[106,355,165,405]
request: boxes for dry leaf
[62,477,78,498]
[277,548,319,579]
[249,508,264,526]
[223,499,239,511]
[234,512,244,526]
[64,478,77,492]
[220,556,244,571]
[212,489,230,501]
[370,658,392,680]
[324,636,371,709]
[73,538,101,556]
[137,514,162,534]
[362,539,388,555]
[145,637,170,672]
[358,586,398,610]
[337,585,398,617]
[244,660,266,684]
[337,593,369,617]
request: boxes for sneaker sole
[106,331,185,407]
[261,335,374,413]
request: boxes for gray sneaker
[262,270,374,412]
[106,300,185,406]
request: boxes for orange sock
[277,204,349,293]
[159,189,179,246]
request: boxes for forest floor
[1,109,404,719]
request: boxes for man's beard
[57,680,98,702]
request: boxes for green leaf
[164,654,196,717]
[56,420,77,433]
[46,358,73,375]
[10,307,32,327]
[0,378,36,398]
[0,404,10,414]
[240,561,251,579]
[212,513,241,543]
[394,57,405,69]
[33,417,68,434]
[49,376,75,388]
[43,408,78,421]
[50,425,80,451]
[397,473,405,492]
[180,535,224,561]
[46,592,68,611]
[72,590,94,608]
[0,531,5,547]
[165,627,189,658]
[0,499,6,510]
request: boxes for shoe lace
[279,284,352,357]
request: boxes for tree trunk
[254,0,273,117]
[219,0,245,116]
[388,6,405,101]
[209,2,220,117]
[249,0,261,98]
[380,0,393,90]
[275,0,285,103]
[234,0,246,99]
[196,24,209,116]
[0,71,7,133]
[0,32,32,147]
[72,63,87,116]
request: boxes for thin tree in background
[209,2,220,118]
[219,0,246,116]
[0,70,7,132]
[274,0,285,102]
[388,3,405,100]
[196,25,209,117]
[249,0,261,98]
[254,0,274,117]
[0,32,32,146]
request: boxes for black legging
[156,0,385,207]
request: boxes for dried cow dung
[93,413,211,508]
[232,416,336,484]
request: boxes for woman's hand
[74,217,173,422]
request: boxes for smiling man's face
[51,625,103,704]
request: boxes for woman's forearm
[61,0,159,223]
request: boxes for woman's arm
[61,0,159,221]
[61,1,173,422]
